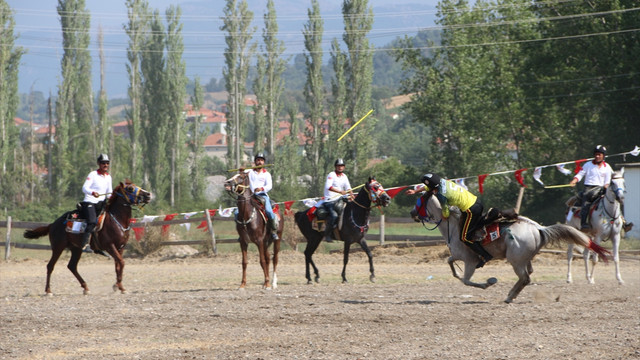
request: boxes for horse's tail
[540,223,610,262]
[24,225,51,239]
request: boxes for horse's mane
[107,183,125,207]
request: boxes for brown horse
[295,177,391,284]
[24,182,151,295]
[224,172,283,289]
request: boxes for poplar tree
[97,25,108,154]
[54,0,93,201]
[302,0,325,193]
[190,76,205,199]
[165,5,188,206]
[221,0,256,168]
[342,0,374,177]
[0,2,24,208]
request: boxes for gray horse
[412,192,609,303]
[566,169,626,285]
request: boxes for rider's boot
[268,218,279,240]
[81,230,93,253]
[324,221,334,243]
[623,221,634,233]
[580,205,591,230]
[468,241,493,268]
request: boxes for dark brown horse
[24,182,151,295]
[295,177,391,284]
[224,172,283,289]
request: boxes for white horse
[566,169,626,285]
[412,192,609,303]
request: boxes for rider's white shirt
[574,161,612,186]
[82,170,113,203]
[247,169,273,195]
[324,171,351,200]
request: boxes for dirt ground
[1,245,639,360]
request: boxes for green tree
[97,25,108,154]
[189,76,206,199]
[325,38,348,176]
[165,5,188,206]
[0,1,24,209]
[54,0,93,203]
[302,0,325,193]
[221,0,256,168]
[342,0,375,177]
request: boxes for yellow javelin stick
[337,109,374,142]
[227,164,273,172]
[543,184,572,189]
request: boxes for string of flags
[127,145,638,239]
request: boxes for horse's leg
[239,240,248,290]
[566,243,574,283]
[304,237,321,284]
[341,241,351,284]
[271,239,280,289]
[505,264,531,304]
[611,232,624,285]
[447,257,461,279]
[459,261,497,289]
[358,238,376,283]
[107,244,126,294]
[66,247,90,295]
[45,245,65,296]
[259,240,271,290]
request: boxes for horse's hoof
[369,275,376,283]
[121,290,127,294]
[83,290,90,295]
[504,298,513,304]
[307,280,313,285]
[238,287,246,291]
[45,293,53,297]
[314,276,320,283]
[487,277,498,285]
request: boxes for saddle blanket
[481,223,500,245]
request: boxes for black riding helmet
[335,158,345,166]
[421,173,442,190]
[97,153,110,163]
[254,152,266,161]
[593,145,607,155]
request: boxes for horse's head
[112,182,152,206]
[224,172,251,198]
[365,177,391,207]
[410,191,447,224]
[610,169,626,204]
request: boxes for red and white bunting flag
[478,174,488,194]
[556,164,572,176]
[533,167,544,186]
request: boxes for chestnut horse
[224,172,283,290]
[294,177,391,284]
[24,182,151,295]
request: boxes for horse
[412,191,609,303]
[23,182,151,296]
[224,172,283,290]
[566,169,626,285]
[294,177,391,284]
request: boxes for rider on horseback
[80,154,113,254]
[247,153,279,240]
[322,158,354,243]
[408,173,493,268]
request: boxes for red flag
[130,219,144,242]
[385,186,408,199]
[478,174,488,194]
[273,204,280,214]
[574,159,587,174]
[208,209,217,217]
[284,201,295,210]
[514,168,527,187]
[162,214,176,236]
[197,220,207,229]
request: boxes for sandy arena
[1,246,639,359]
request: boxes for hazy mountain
[9,0,437,97]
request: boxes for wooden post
[515,187,525,213]
[5,216,11,260]
[205,209,217,255]
[379,214,385,246]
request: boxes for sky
[8,0,439,98]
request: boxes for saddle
[306,199,346,233]
[474,208,519,245]
[248,195,281,224]
[64,205,106,234]
[565,195,603,223]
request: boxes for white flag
[141,215,158,223]
[303,198,318,208]
[220,207,235,217]
[454,178,468,190]
[556,164,572,176]
[533,167,544,186]
[631,145,640,157]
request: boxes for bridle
[352,180,389,210]
[602,176,624,221]
[224,173,256,226]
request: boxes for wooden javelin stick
[337,109,374,142]
[227,164,274,172]
[543,184,572,189]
